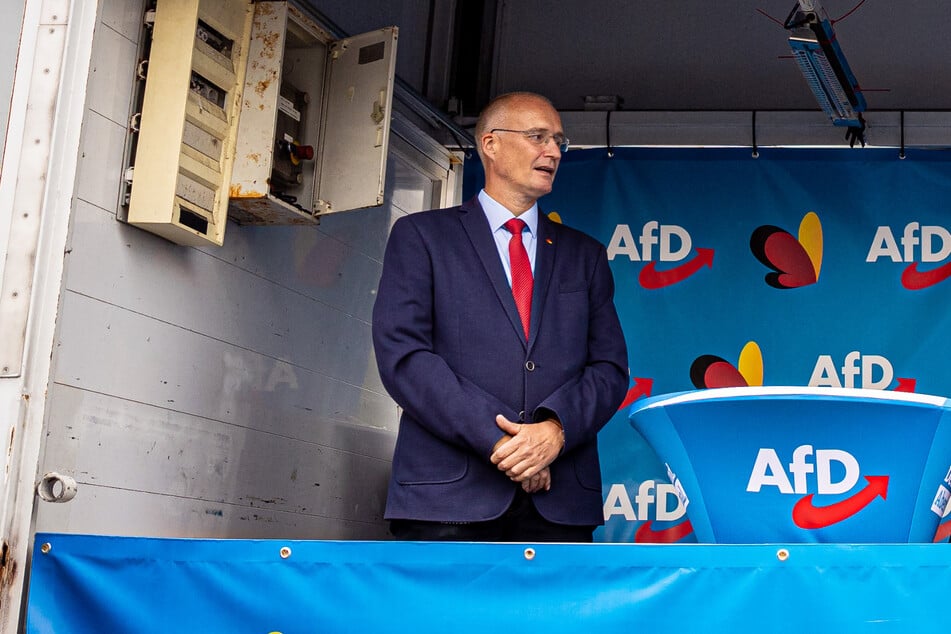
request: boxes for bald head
[475,92,558,162]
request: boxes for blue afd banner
[25,534,951,632]
[464,148,951,543]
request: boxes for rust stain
[254,79,270,99]
[1,536,18,594]
[229,183,265,198]
[260,31,280,59]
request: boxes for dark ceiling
[489,0,951,114]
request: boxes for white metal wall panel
[0,1,26,165]
[36,486,391,540]
[61,204,386,395]
[1,0,99,628]
[74,110,128,212]
[84,8,139,126]
[38,234,396,537]
[33,0,454,542]
[0,8,68,378]
[100,0,146,38]
[201,210,390,325]
[49,280,394,446]
[38,385,391,537]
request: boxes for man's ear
[480,133,496,160]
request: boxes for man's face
[483,97,564,205]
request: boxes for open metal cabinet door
[313,27,398,215]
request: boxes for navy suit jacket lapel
[459,197,527,345]
[529,212,557,351]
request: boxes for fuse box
[124,0,254,246]
[228,2,398,225]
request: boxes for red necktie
[503,218,533,339]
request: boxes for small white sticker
[665,463,690,510]
[931,484,950,517]
[278,95,301,122]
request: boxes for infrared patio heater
[784,0,867,147]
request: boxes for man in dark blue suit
[372,92,628,541]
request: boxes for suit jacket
[372,196,628,525]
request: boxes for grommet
[279,546,292,559]
[524,547,536,560]
[776,548,789,561]
[40,543,52,554]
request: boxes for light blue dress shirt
[478,189,538,286]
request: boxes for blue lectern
[629,387,951,543]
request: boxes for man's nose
[542,137,562,157]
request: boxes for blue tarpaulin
[26,533,951,632]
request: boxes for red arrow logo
[894,378,917,393]
[618,377,654,410]
[933,521,951,543]
[638,248,714,289]
[792,475,889,529]
[901,261,951,290]
[635,519,694,543]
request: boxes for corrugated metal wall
[33,0,449,540]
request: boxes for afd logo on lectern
[746,444,889,529]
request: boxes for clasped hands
[490,414,564,494]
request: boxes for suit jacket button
[518,410,525,420]
[525,361,536,371]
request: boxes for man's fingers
[490,433,515,465]
[495,414,522,435]
[520,468,551,493]
[505,460,541,481]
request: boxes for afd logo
[607,222,713,289]
[808,351,916,392]
[747,445,888,529]
[866,222,951,289]
[603,480,694,543]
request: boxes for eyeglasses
[490,128,570,153]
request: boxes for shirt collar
[478,189,538,236]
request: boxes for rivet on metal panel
[279,546,292,559]
[40,543,51,554]
[523,547,536,561]
[777,548,790,562]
